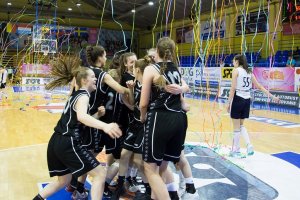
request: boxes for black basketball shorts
[47,133,99,177]
[123,121,144,154]
[143,111,186,166]
[230,94,251,119]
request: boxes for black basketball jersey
[133,80,142,121]
[149,62,182,112]
[101,87,123,124]
[54,89,90,139]
[120,72,135,127]
[88,66,108,115]
[121,72,135,87]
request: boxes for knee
[89,165,106,181]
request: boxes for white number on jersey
[105,92,114,111]
[242,77,251,87]
[167,71,181,84]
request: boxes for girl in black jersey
[112,56,154,200]
[140,37,189,200]
[33,56,122,200]
[66,46,132,198]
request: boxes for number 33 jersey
[149,62,182,112]
[236,67,252,99]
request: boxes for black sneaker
[103,188,112,199]
[133,191,151,200]
[111,185,126,200]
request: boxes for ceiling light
[76,3,81,6]
[131,9,136,13]
[7,2,12,6]
[148,1,154,6]
[68,8,72,11]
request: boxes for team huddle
[33,37,279,200]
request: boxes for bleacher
[179,49,300,67]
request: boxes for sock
[104,181,110,191]
[186,183,196,194]
[130,167,138,178]
[168,191,179,200]
[126,167,132,178]
[143,182,151,195]
[241,125,251,146]
[126,175,132,183]
[33,194,44,200]
[184,177,194,184]
[118,176,125,186]
[232,130,241,152]
[76,181,85,193]
[70,176,78,189]
[166,182,177,192]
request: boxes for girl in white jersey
[227,55,279,158]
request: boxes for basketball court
[0,0,300,200]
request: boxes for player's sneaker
[229,151,246,158]
[247,144,254,156]
[133,191,151,200]
[65,184,76,193]
[71,190,88,200]
[125,179,139,193]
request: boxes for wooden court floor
[0,86,299,200]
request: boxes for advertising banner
[253,90,299,107]
[253,67,295,92]
[201,18,226,40]
[21,64,50,75]
[22,77,52,85]
[295,67,300,93]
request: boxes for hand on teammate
[140,114,146,123]
[97,106,105,117]
[164,84,182,94]
[103,123,122,139]
[126,80,135,89]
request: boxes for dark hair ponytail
[86,45,105,66]
[155,37,177,88]
[234,54,252,74]
[46,55,81,90]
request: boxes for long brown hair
[134,55,154,74]
[155,37,178,88]
[46,55,81,90]
[234,54,252,74]
[119,52,136,75]
[86,45,105,66]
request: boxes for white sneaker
[181,191,200,200]
[229,151,246,159]
[125,180,139,193]
[71,190,88,200]
[247,144,254,156]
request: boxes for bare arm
[103,74,129,95]
[228,68,238,104]
[252,74,280,102]
[164,78,190,94]
[140,66,156,122]
[75,95,122,138]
